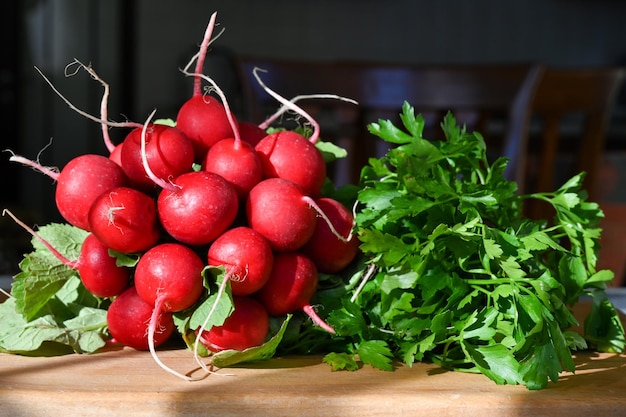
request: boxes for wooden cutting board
[1,302,625,417]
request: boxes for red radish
[251,69,327,197]
[207,226,273,296]
[133,242,205,380]
[302,197,360,273]
[176,13,234,160]
[88,186,161,253]
[238,121,267,147]
[177,96,234,160]
[107,286,175,350]
[197,296,269,352]
[133,110,239,247]
[75,233,131,296]
[9,153,128,231]
[120,123,194,191]
[183,69,263,200]
[256,252,335,334]
[157,170,238,246]
[133,243,205,313]
[3,209,130,298]
[246,178,317,252]
[203,137,263,199]
[255,130,327,197]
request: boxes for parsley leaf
[319,102,624,390]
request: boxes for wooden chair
[236,58,544,187]
[528,67,625,203]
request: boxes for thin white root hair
[252,67,322,144]
[65,59,117,153]
[181,69,241,144]
[259,94,358,130]
[192,270,235,375]
[303,196,350,243]
[139,109,179,192]
[33,65,142,129]
[350,263,378,303]
[7,146,60,181]
[148,297,208,382]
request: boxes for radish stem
[2,209,77,268]
[350,264,378,303]
[302,304,336,334]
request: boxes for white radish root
[302,196,352,243]
[192,270,236,374]
[34,62,142,130]
[252,68,322,144]
[259,94,358,131]
[147,296,209,382]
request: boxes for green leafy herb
[315,102,624,390]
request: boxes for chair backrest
[529,67,625,201]
[236,57,544,188]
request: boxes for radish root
[192,270,236,374]
[34,64,142,130]
[147,297,208,382]
[64,60,117,153]
[259,94,358,131]
[181,11,226,96]
[139,109,180,192]
[302,196,351,243]
[7,148,60,181]
[252,68,322,144]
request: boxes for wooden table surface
[1,345,626,417]
[2,300,626,416]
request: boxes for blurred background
[2,0,626,279]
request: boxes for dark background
[2,0,626,274]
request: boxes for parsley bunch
[320,102,625,390]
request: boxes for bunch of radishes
[6,12,361,378]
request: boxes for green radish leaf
[11,223,88,320]
[316,139,348,163]
[210,315,292,368]
[154,118,176,126]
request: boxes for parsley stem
[465,277,528,285]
